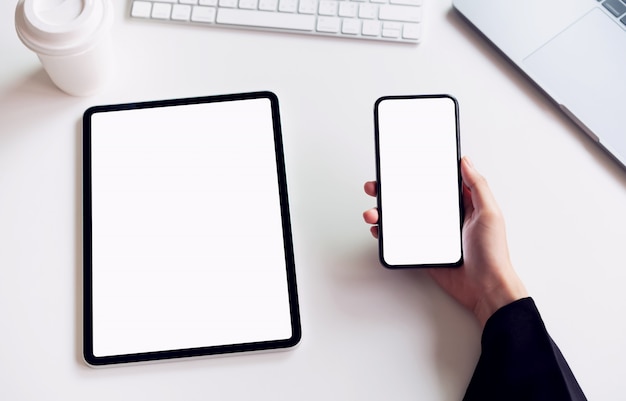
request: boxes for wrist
[474,274,528,327]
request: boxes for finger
[364,181,377,197]
[460,157,498,214]
[462,182,475,219]
[370,226,379,239]
[363,208,379,224]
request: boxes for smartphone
[374,95,463,268]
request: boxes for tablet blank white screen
[377,96,462,266]
[90,98,292,357]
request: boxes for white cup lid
[15,0,113,57]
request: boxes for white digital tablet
[83,92,301,366]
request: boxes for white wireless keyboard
[130,0,423,43]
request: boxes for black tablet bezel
[83,91,301,366]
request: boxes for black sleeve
[462,297,587,401]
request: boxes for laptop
[452,0,626,170]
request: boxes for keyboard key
[382,21,401,37]
[603,0,626,17]
[278,0,298,12]
[299,0,317,14]
[362,20,380,35]
[151,3,172,19]
[402,22,420,39]
[217,8,316,30]
[191,5,216,22]
[342,18,360,34]
[319,1,339,16]
[382,28,399,38]
[239,0,258,9]
[172,4,192,20]
[199,0,218,5]
[390,0,421,5]
[317,16,341,32]
[379,4,421,22]
[338,2,358,17]
[131,1,152,18]
[358,4,377,19]
[259,0,278,10]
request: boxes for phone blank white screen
[89,98,293,357]
[377,97,462,266]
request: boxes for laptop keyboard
[598,0,626,26]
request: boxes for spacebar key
[217,9,316,31]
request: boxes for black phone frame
[373,94,464,269]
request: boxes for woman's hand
[363,157,528,326]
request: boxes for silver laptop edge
[453,0,626,171]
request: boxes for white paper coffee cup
[15,0,114,96]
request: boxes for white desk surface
[1,0,625,399]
